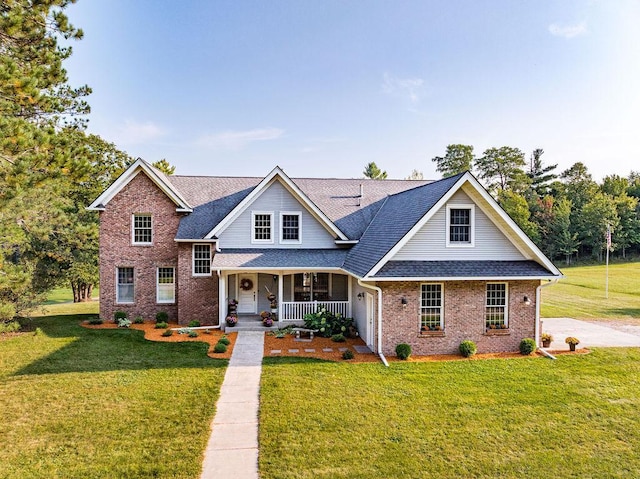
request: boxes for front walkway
[200,331,264,479]
[542,318,640,350]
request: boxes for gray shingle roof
[211,249,348,269]
[373,260,556,278]
[342,173,465,277]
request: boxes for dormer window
[132,214,152,245]
[280,212,301,243]
[252,212,273,244]
[446,205,474,247]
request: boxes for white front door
[366,293,375,351]
[238,274,257,314]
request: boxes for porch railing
[280,301,350,322]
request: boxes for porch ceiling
[211,248,348,269]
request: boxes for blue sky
[64,0,640,181]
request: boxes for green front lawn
[542,261,640,319]
[260,352,640,478]
[0,315,226,479]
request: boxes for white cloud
[117,119,166,144]
[548,21,588,38]
[196,127,285,150]
[382,72,424,104]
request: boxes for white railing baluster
[280,301,350,321]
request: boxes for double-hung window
[157,267,175,303]
[193,244,211,276]
[446,205,474,246]
[116,267,134,303]
[280,212,301,243]
[420,283,444,331]
[132,214,152,245]
[252,212,273,243]
[486,282,508,329]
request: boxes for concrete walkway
[201,331,264,479]
[542,317,640,350]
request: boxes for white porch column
[277,272,283,325]
[348,275,353,317]
[218,272,226,326]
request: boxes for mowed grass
[541,261,640,319]
[259,351,640,479]
[31,287,100,316]
[0,314,226,479]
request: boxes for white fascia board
[366,173,470,277]
[206,166,349,241]
[366,275,564,282]
[215,266,345,272]
[87,158,193,212]
[335,239,359,245]
[174,238,218,243]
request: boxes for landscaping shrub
[114,311,127,321]
[188,320,201,328]
[177,328,191,335]
[0,320,21,333]
[87,317,104,325]
[161,329,173,337]
[303,308,353,337]
[33,327,44,336]
[218,335,231,346]
[133,316,144,324]
[155,311,169,323]
[342,350,355,360]
[395,343,412,360]
[519,338,537,355]
[117,318,132,328]
[188,331,199,338]
[459,340,477,358]
[213,342,227,353]
[155,322,168,329]
[331,333,346,343]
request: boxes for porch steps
[223,314,288,333]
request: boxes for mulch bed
[81,321,236,359]
[264,333,381,363]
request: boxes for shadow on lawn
[606,307,640,317]
[14,314,227,376]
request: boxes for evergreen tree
[363,162,387,179]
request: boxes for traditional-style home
[88,159,561,357]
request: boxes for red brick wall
[378,280,539,356]
[177,243,218,325]
[99,172,182,323]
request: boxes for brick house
[88,159,561,357]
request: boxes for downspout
[536,279,560,359]
[357,279,388,367]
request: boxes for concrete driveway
[541,318,640,350]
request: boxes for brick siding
[378,280,539,356]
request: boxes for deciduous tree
[431,144,474,178]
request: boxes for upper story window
[116,267,134,303]
[157,267,175,303]
[252,212,273,244]
[420,283,443,331]
[446,205,474,247]
[193,244,211,276]
[132,214,152,245]
[280,212,301,243]
[486,282,508,330]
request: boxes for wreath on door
[240,278,254,291]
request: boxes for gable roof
[87,158,193,213]
[373,260,557,280]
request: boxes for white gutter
[536,278,560,359]
[357,279,389,367]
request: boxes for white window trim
[420,282,444,330]
[192,243,212,277]
[131,213,153,245]
[486,282,509,327]
[251,211,274,244]
[445,204,475,247]
[116,267,134,304]
[156,267,175,304]
[279,211,302,244]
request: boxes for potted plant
[565,336,580,351]
[541,332,553,348]
[228,299,238,314]
[263,317,274,327]
[226,315,238,327]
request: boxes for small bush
[459,340,477,358]
[213,342,227,353]
[395,343,412,360]
[133,316,144,324]
[342,350,355,360]
[161,329,173,337]
[519,338,537,355]
[117,318,132,328]
[188,320,201,328]
[155,322,168,329]
[218,335,231,345]
[114,311,127,321]
[303,308,354,337]
[0,320,21,333]
[87,317,104,325]
[188,330,199,338]
[155,311,169,323]
[331,333,346,343]
[177,328,191,335]
[33,327,44,337]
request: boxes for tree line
[365,144,640,264]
